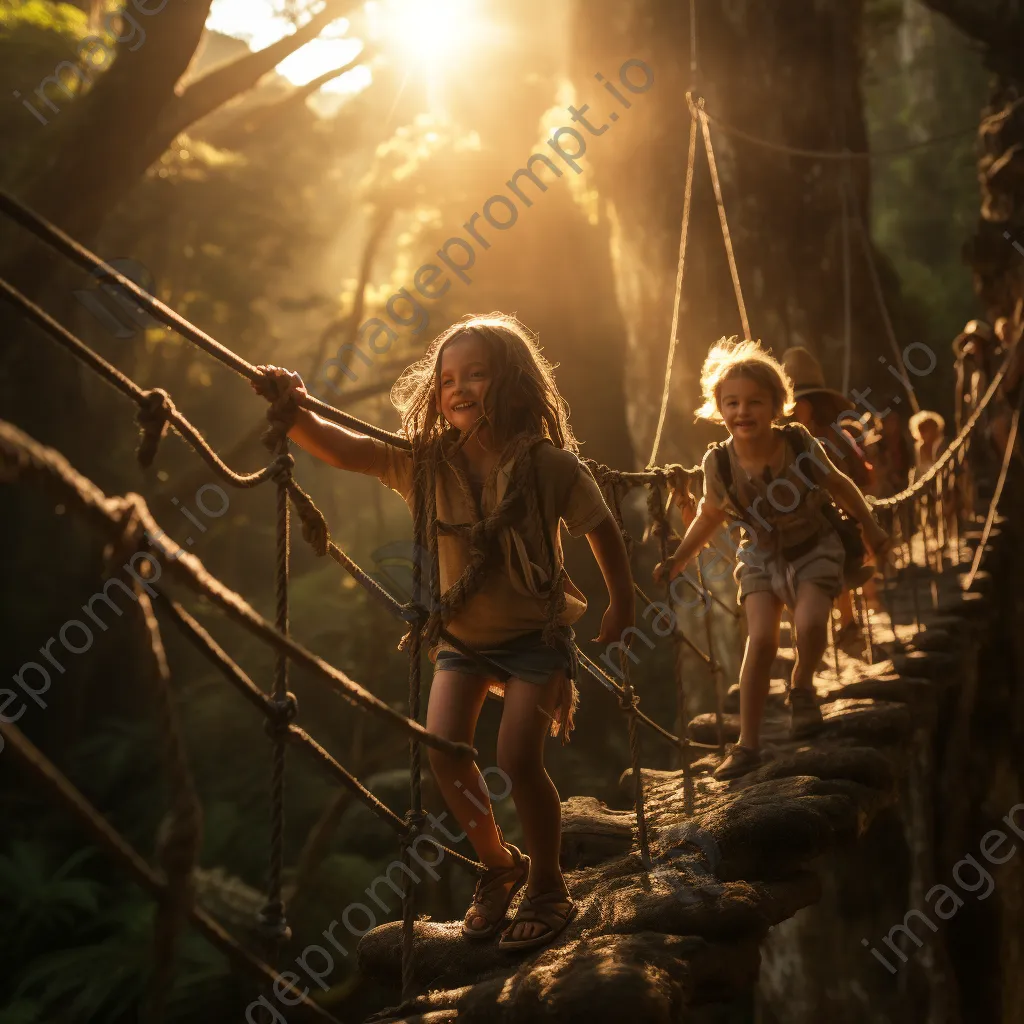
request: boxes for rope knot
[258,372,301,452]
[618,689,639,714]
[103,496,147,576]
[269,452,295,486]
[264,692,298,740]
[136,389,173,468]
[402,809,427,845]
[257,900,292,943]
[288,479,330,557]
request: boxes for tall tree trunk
[920,0,1024,321]
[566,0,894,464]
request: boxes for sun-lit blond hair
[694,337,794,424]
[908,409,945,441]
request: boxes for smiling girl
[654,339,889,781]
[253,313,634,950]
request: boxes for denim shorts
[433,626,579,686]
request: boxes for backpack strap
[711,440,749,522]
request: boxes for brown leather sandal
[461,843,530,940]
[497,889,577,952]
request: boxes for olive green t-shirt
[362,436,611,649]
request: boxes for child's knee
[427,745,463,780]
[745,633,777,662]
[496,746,538,787]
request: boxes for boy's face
[919,420,939,444]
[438,332,492,432]
[719,376,774,440]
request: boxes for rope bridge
[0,186,1013,1023]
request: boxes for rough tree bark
[920,0,1024,321]
[11,0,362,247]
[565,0,894,465]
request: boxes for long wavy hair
[390,313,578,456]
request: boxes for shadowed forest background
[0,0,1016,1020]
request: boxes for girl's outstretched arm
[586,515,635,644]
[252,365,376,472]
[655,505,728,584]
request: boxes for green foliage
[863,2,989,405]
[10,897,229,1024]
[0,844,101,957]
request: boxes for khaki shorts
[734,529,845,608]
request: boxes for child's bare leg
[425,671,509,878]
[496,672,567,941]
[792,581,832,693]
[737,591,783,751]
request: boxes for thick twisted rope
[871,345,1017,510]
[0,193,408,448]
[698,106,976,161]
[0,420,474,756]
[616,649,650,869]
[401,437,430,1003]
[0,278,296,486]
[647,106,698,468]
[161,599,482,870]
[259,384,294,950]
[692,93,751,341]
[0,722,341,1023]
[136,588,203,1024]
[963,389,1023,589]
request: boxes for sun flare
[368,0,485,66]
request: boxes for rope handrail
[962,388,1023,590]
[699,105,977,161]
[647,97,698,468]
[0,278,292,487]
[0,720,342,1024]
[3,269,691,754]
[0,419,474,759]
[870,344,1016,509]
[0,191,410,450]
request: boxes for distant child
[909,410,954,551]
[654,339,889,781]
[253,313,634,951]
[908,410,946,481]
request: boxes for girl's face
[918,420,939,444]
[438,332,492,432]
[718,375,775,441]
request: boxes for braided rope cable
[155,602,484,867]
[871,344,1017,509]
[0,420,474,756]
[963,392,1022,590]
[400,439,430,1003]
[616,647,651,869]
[136,588,203,1024]
[698,108,976,161]
[696,559,726,756]
[646,479,695,782]
[0,194,408,448]
[0,721,342,1023]
[692,94,751,341]
[647,107,698,468]
[0,277,295,486]
[853,209,921,413]
[260,430,293,950]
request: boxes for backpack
[712,425,868,583]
